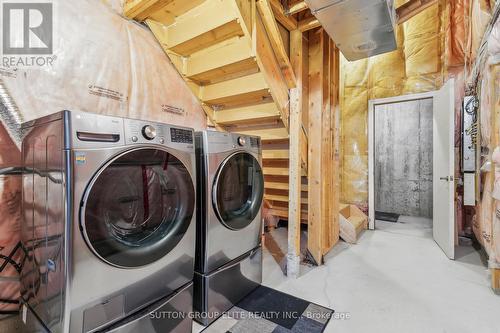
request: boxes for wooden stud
[298,16,321,32]
[306,29,339,264]
[300,128,308,171]
[396,0,438,24]
[331,41,341,249]
[256,0,297,89]
[286,29,307,277]
[493,269,500,293]
[307,29,324,265]
[269,0,298,31]
[320,31,332,255]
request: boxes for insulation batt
[340,2,446,208]
[476,14,500,266]
[0,0,207,314]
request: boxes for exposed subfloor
[262,218,500,333]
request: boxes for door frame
[368,91,436,230]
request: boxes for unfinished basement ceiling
[304,0,397,60]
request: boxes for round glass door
[81,148,195,268]
[213,152,264,230]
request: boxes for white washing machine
[21,111,196,333]
[194,131,263,326]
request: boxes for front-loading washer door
[213,152,264,230]
[81,148,195,268]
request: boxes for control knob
[142,125,157,140]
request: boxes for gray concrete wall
[374,98,433,218]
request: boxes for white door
[433,79,456,259]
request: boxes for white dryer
[21,111,196,333]
[194,131,263,326]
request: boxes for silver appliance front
[96,282,193,333]
[196,131,264,274]
[193,247,262,326]
[72,146,196,333]
[21,111,197,333]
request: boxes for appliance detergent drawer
[194,246,262,326]
[100,282,193,333]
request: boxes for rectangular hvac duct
[305,0,397,61]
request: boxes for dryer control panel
[202,131,261,154]
[124,119,194,152]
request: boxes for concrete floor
[262,217,500,333]
[5,217,499,333]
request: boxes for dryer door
[213,152,264,230]
[81,148,195,268]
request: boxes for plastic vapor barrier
[0,0,207,315]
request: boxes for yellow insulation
[340,2,445,207]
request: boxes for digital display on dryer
[170,128,193,144]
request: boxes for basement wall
[374,99,433,218]
[0,0,207,316]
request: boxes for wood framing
[396,0,438,24]
[493,269,500,293]
[304,29,340,264]
[298,16,321,32]
[184,36,257,84]
[331,39,341,250]
[255,12,291,127]
[124,0,174,21]
[287,29,307,277]
[307,28,339,264]
[286,1,308,15]
[257,0,297,89]
[269,0,298,30]
[216,102,280,125]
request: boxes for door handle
[440,176,454,181]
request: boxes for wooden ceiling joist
[396,0,438,24]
